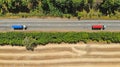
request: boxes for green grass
[0,31,119,50]
[0,32,120,46]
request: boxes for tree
[0,0,9,14]
[99,0,120,15]
[88,0,96,9]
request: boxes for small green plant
[77,12,83,20]
[63,14,72,19]
[22,36,36,51]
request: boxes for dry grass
[0,44,120,67]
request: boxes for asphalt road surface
[0,19,120,31]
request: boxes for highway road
[0,19,120,31]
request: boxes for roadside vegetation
[0,32,120,50]
[0,0,120,19]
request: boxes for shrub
[22,36,36,51]
[77,12,83,20]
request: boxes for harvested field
[0,43,120,67]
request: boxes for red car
[92,24,106,30]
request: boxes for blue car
[12,25,27,30]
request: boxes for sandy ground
[0,43,120,67]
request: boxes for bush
[22,36,36,51]
[77,12,83,20]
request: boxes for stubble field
[0,43,120,67]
